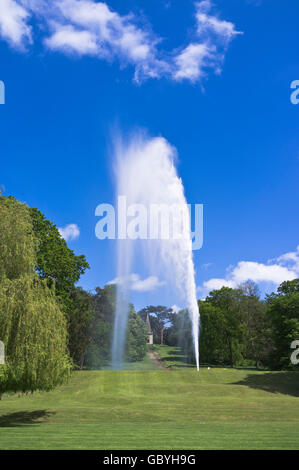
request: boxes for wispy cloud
[198,245,299,296]
[173,43,216,83]
[44,0,166,82]
[0,0,32,48]
[272,245,299,272]
[45,23,99,55]
[173,1,242,82]
[58,223,80,241]
[0,0,241,84]
[195,0,241,43]
[108,273,165,292]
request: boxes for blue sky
[0,0,298,310]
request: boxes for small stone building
[146,314,154,345]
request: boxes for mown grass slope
[0,364,299,449]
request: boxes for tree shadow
[158,353,195,368]
[162,354,188,361]
[232,372,299,397]
[0,410,55,427]
[171,363,194,368]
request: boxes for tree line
[141,280,299,370]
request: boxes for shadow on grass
[0,410,55,427]
[232,372,299,397]
[170,363,194,368]
[161,354,188,361]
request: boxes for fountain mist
[111,132,200,370]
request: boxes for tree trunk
[79,352,85,370]
[160,328,164,345]
[226,331,234,367]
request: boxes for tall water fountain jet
[111,132,200,370]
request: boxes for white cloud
[131,274,165,292]
[202,278,235,291]
[273,245,299,271]
[195,0,242,43]
[45,24,98,55]
[172,1,242,83]
[58,0,117,36]
[231,261,297,285]
[108,273,165,292]
[0,0,32,48]
[0,0,241,84]
[58,223,80,241]
[174,43,216,82]
[58,0,152,60]
[199,245,299,296]
[45,0,165,82]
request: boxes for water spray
[111,132,200,371]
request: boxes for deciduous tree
[0,196,71,395]
[266,279,299,370]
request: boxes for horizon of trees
[143,280,299,370]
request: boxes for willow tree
[0,196,71,395]
[0,275,71,394]
[0,196,36,280]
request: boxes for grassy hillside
[0,365,299,449]
[152,344,195,368]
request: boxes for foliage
[157,281,298,371]
[29,205,91,366]
[125,305,147,362]
[84,285,115,369]
[164,309,196,363]
[84,285,147,368]
[278,279,299,295]
[0,275,71,394]
[0,196,71,394]
[161,283,270,369]
[204,287,245,366]
[0,197,91,367]
[29,206,89,303]
[266,279,299,370]
[198,301,231,364]
[68,287,94,369]
[84,320,112,369]
[238,282,270,366]
[0,196,36,281]
[138,306,173,344]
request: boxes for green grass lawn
[101,352,159,371]
[1,360,299,449]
